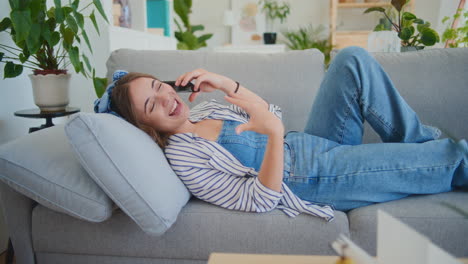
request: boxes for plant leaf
[51,31,60,46]
[81,30,92,53]
[82,54,92,71]
[419,27,439,46]
[19,53,29,63]
[399,26,413,41]
[62,27,74,46]
[93,0,109,23]
[10,10,32,43]
[68,46,81,73]
[54,0,64,23]
[174,0,190,28]
[0,17,12,32]
[402,12,417,21]
[93,70,107,98]
[26,23,41,54]
[4,61,23,78]
[89,11,100,35]
[363,7,385,14]
[198,33,213,43]
[191,24,204,32]
[66,14,78,34]
[73,12,84,29]
[391,0,407,12]
[0,52,3,62]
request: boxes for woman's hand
[224,93,284,137]
[176,69,235,102]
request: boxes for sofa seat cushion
[348,191,468,257]
[0,125,113,222]
[32,198,349,259]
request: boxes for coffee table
[208,253,468,264]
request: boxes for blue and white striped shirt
[165,100,335,221]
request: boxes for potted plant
[0,0,108,111]
[364,0,440,52]
[258,0,290,45]
[441,8,468,48]
[281,24,334,65]
[173,0,213,50]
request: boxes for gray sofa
[1,47,467,264]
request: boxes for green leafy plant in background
[373,7,397,31]
[364,0,440,48]
[173,0,213,50]
[258,0,290,31]
[441,8,468,48]
[281,25,333,65]
[0,0,108,97]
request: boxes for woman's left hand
[175,69,234,102]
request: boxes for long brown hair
[110,72,170,148]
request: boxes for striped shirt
[165,100,335,221]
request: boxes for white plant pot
[29,73,71,111]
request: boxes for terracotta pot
[29,70,71,111]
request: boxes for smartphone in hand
[164,81,197,93]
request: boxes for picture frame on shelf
[231,0,266,45]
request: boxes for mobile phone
[164,81,197,93]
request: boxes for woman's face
[128,77,190,134]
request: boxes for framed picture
[231,0,266,45]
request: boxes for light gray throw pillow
[0,125,113,222]
[64,113,191,235]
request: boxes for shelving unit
[108,0,176,51]
[329,0,415,49]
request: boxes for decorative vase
[400,46,425,52]
[29,71,71,111]
[263,32,277,44]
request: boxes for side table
[14,107,80,133]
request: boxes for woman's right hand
[176,69,235,102]
[224,93,284,137]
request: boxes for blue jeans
[283,46,468,211]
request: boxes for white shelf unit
[108,0,176,52]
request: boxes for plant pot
[29,71,71,112]
[400,46,425,52]
[263,32,277,45]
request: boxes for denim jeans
[283,46,468,211]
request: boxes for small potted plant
[173,0,213,50]
[258,0,290,45]
[441,8,468,48]
[364,0,440,52]
[0,0,108,111]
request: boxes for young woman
[96,47,468,222]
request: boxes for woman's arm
[224,94,285,193]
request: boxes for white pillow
[0,125,113,222]
[65,113,191,235]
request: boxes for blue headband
[94,70,129,117]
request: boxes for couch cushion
[106,49,326,132]
[0,125,113,222]
[348,191,468,257]
[64,113,191,236]
[32,198,349,259]
[363,48,468,143]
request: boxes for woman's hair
[110,72,170,148]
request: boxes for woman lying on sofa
[95,47,467,222]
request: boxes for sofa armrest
[0,181,36,264]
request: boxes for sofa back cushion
[106,49,326,132]
[0,125,113,222]
[368,48,468,143]
[65,113,191,235]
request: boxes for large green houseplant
[0,0,108,110]
[173,0,213,50]
[364,0,440,51]
[258,0,290,44]
[282,24,333,65]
